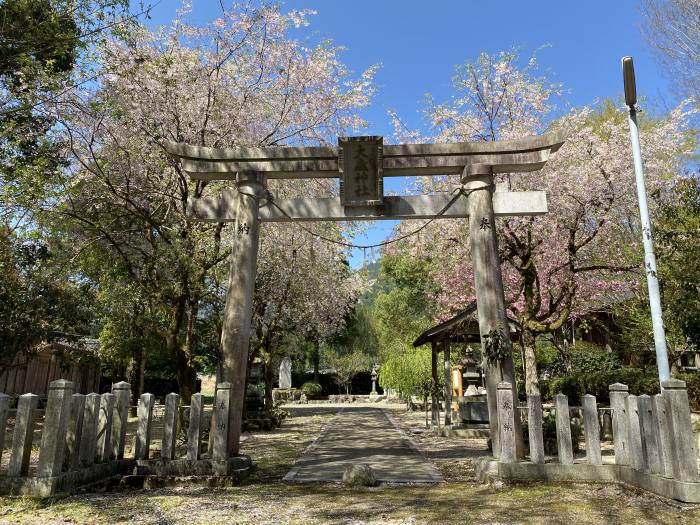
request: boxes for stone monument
[279,357,292,390]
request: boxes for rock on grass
[342,463,378,487]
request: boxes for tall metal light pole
[622,56,670,382]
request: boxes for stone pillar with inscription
[497,382,517,463]
[463,165,523,459]
[220,172,267,456]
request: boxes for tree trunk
[424,394,429,427]
[166,294,197,405]
[312,340,320,384]
[521,328,540,395]
[263,349,273,409]
[138,348,146,401]
[127,345,146,417]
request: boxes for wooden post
[443,339,452,427]
[430,342,438,428]
[464,165,523,459]
[219,172,266,457]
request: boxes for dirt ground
[0,403,698,525]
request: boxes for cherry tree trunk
[521,329,541,396]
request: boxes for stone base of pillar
[473,458,700,503]
[134,455,252,477]
[0,459,135,497]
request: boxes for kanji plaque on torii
[166,131,565,460]
[338,136,383,207]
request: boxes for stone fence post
[638,394,660,474]
[64,393,85,471]
[609,383,630,465]
[212,382,232,461]
[0,393,10,465]
[97,392,115,463]
[662,378,699,482]
[37,379,74,478]
[497,382,516,463]
[111,382,130,460]
[161,393,180,460]
[8,393,39,477]
[187,393,203,460]
[554,394,573,465]
[527,394,545,464]
[627,395,646,471]
[652,393,674,477]
[79,393,101,467]
[135,393,154,460]
[582,394,602,466]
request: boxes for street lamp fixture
[622,56,670,383]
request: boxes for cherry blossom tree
[250,227,365,406]
[388,50,696,395]
[50,4,376,401]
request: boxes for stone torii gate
[166,132,565,458]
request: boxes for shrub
[568,343,621,375]
[537,341,620,378]
[522,413,582,453]
[543,368,659,404]
[301,381,322,398]
[677,372,700,411]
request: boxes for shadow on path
[283,407,443,483]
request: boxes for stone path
[283,407,444,483]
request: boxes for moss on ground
[0,404,698,524]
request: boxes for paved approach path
[283,407,443,483]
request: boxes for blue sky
[146,1,674,267]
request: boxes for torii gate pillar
[464,165,524,459]
[220,171,266,455]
